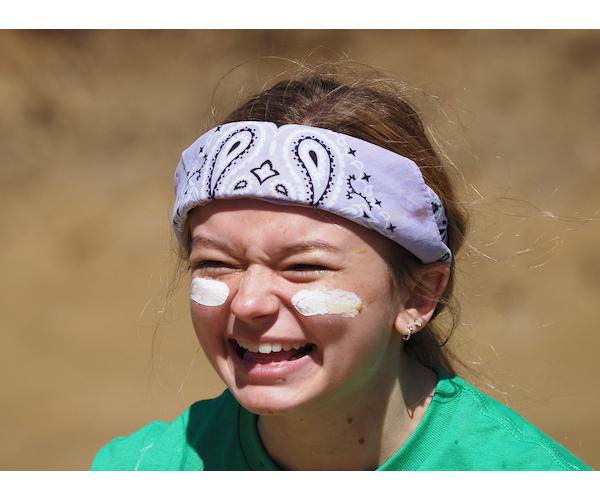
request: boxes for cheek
[291,288,363,318]
[297,307,395,392]
[290,280,393,324]
[190,304,226,352]
[299,285,396,359]
[190,277,229,306]
[290,287,390,345]
[189,278,231,356]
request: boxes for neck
[256,353,438,471]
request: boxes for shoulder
[91,419,170,471]
[91,389,239,471]
[445,373,591,470]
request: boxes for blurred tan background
[1,30,599,470]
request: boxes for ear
[393,262,450,337]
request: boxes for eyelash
[191,261,328,274]
[285,264,328,274]
[192,260,229,270]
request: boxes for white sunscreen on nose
[190,277,229,306]
[291,289,363,318]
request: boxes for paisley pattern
[172,121,452,265]
[293,136,335,206]
[207,127,257,198]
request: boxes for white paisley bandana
[172,121,451,264]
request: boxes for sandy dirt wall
[0,30,599,469]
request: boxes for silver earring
[403,318,423,341]
[403,324,414,341]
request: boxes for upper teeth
[235,339,308,354]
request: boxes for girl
[91,72,591,471]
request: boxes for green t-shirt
[91,367,592,471]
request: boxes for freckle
[346,417,353,424]
[358,438,365,445]
[357,248,367,254]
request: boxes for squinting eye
[192,260,228,271]
[286,264,328,274]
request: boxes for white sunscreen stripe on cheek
[190,277,229,306]
[291,289,363,318]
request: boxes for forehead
[187,199,391,254]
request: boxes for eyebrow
[190,235,343,256]
[191,235,237,254]
[278,240,343,255]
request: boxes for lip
[228,339,318,384]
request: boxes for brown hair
[176,68,470,376]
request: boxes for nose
[230,264,280,324]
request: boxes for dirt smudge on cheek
[362,295,377,306]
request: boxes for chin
[230,383,318,416]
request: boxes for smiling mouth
[230,339,315,364]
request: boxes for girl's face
[187,199,411,416]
